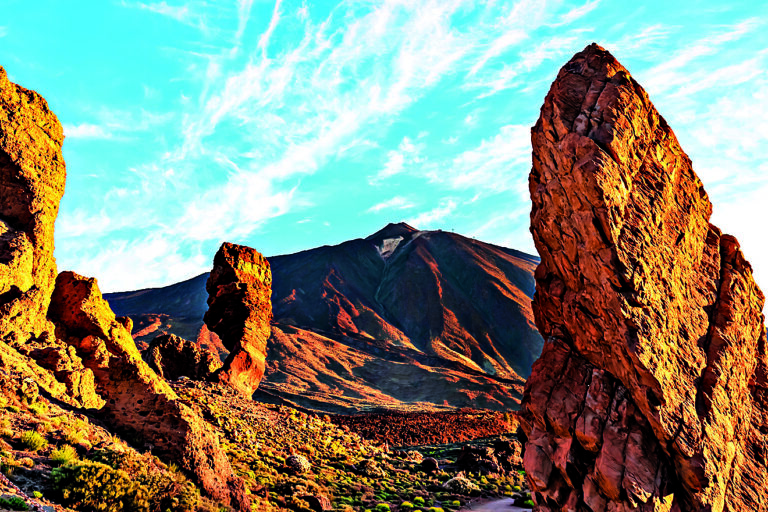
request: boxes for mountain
[105,223,543,412]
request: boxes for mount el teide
[105,223,543,412]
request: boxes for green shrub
[50,445,78,465]
[375,505,391,512]
[32,491,43,499]
[0,496,29,510]
[451,501,461,507]
[51,461,150,512]
[521,499,535,508]
[427,508,444,512]
[413,497,425,506]
[20,431,47,452]
[400,502,414,510]
[89,449,201,512]
[28,402,49,416]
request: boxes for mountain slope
[105,223,543,412]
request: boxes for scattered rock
[420,457,439,473]
[143,333,222,381]
[204,242,272,396]
[300,494,332,512]
[442,474,479,495]
[521,43,768,511]
[285,454,311,475]
[48,271,250,511]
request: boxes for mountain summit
[106,224,543,412]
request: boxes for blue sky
[2,1,767,292]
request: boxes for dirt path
[466,497,528,512]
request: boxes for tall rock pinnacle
[521,43,768,511]
[204,242,272,396]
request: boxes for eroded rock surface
[204,242,272,396]
[143,333,222,381]
[48,271,250,510]
[521,43,768,511]
[0,66,99,406]
[0,66,65,342]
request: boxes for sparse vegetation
[51,460,150,512]
[0,496,28,511]
[50,444,78,465]
[20,430,47,452]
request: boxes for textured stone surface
[0,66,97,406]
[0,66,65,344]
[143,333,222,381]
[520,43,768,511]
[48,271,250,511]
[204,242,272,396]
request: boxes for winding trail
[466,498,528,512]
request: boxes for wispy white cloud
[641,18,761,96]
[432,124,532,192]
[407,199,457,229]
[554,0,601,26]
[121,0,209,30]
[367,196,415,214]
[375,137,422,180]
[63,123,112,139]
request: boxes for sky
[1,1,767,293]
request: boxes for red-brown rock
[143,333,222,381]
[48,271,250,511]
[521,43,768,512]
[0,66,98,406]
[204,242,272,396]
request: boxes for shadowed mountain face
[105,223,543,412]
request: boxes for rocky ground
[0,366,533,512]
[329,411,518,447]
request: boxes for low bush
[20,431,47,452]
[50,445,78,465]
[0,496,28,511]
[51,460,150,512]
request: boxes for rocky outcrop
[0,66,65,343]
[48,271,250,511]
[0,66,99,407]
[520,43,768,511]
[204,242,272,396]
[0,66,249,509]
[143,333,222,381]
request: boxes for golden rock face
[0,67,251,511]
[521,43,768,512]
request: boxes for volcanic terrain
[106,223,543,412]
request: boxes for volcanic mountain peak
[106,223,543,413]
[364,222,418,243]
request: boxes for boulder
[204,242,272,396]
[48,271,250,511]
[143,333,222,381]
[520,43,768,511]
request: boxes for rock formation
[48,272,249,510]
[520,43,768,511]
[0,67,249,510]
[204,242,272,396]
[143,333,222,381]
[0,66,99,407]
[0,66,65,342]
